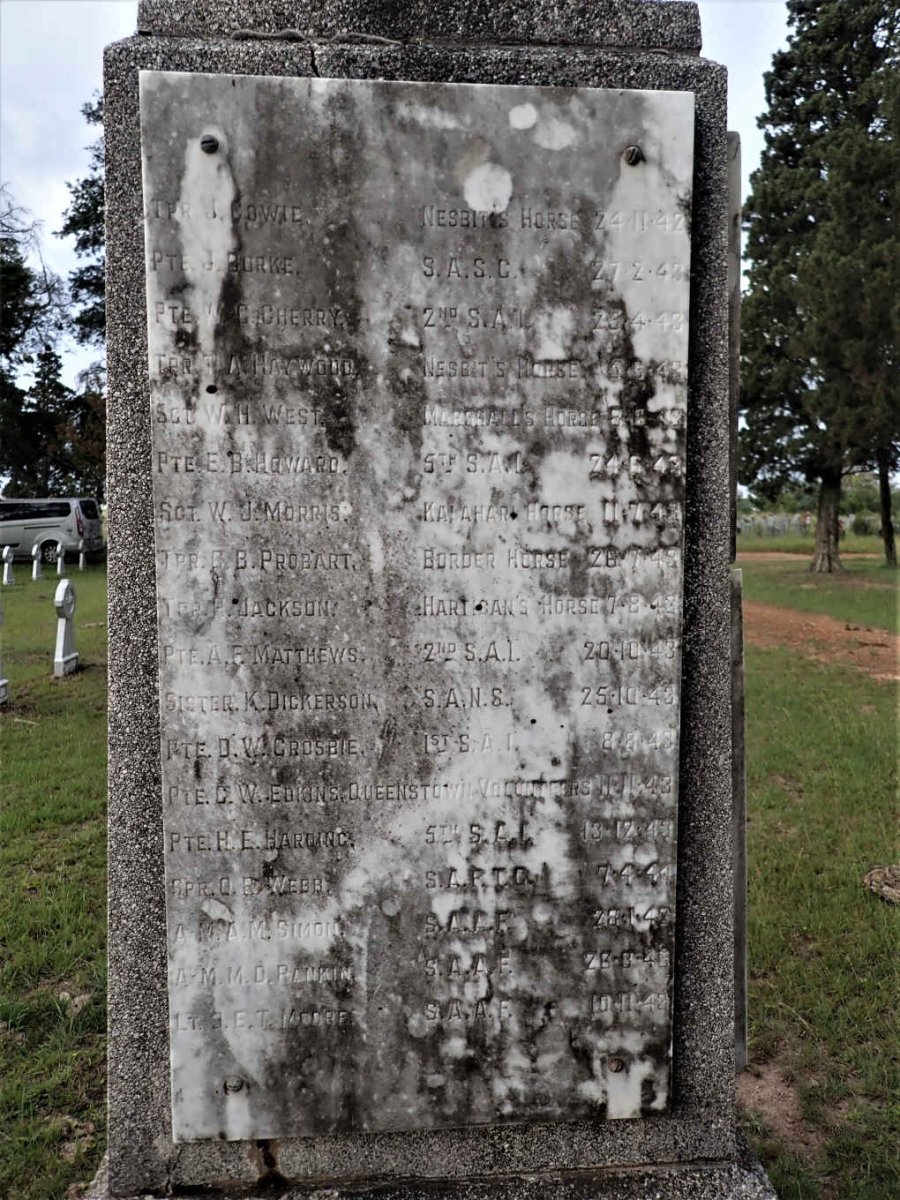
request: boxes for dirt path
[743,600,899,682]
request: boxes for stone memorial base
[87,1149,776,1200]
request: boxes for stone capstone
[136,0,703,51]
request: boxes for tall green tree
[1,171,107,501]
[0,187,69,496]
[0,186,67,362]
[740,0,899,571]
[1,348,72,496]
[61,363,107,502]
[58,97,106,346]
[53,97,108,501]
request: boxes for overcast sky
[0,0,789,384]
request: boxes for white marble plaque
[140,71,693,1142]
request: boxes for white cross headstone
[0,603,8,705]
[31,543,43,581]
[56,544,66,576]
[53,579,79,677]
[1,546,13,586]
[78,538,86,572]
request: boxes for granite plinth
[104,17,741,1197]
[136,0,703,51]
[87,1147,777,1199]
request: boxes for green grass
[738,555,899,634]
[737,531,884,557]
[739,530,888,556]
[742,646,899,1199]
[0,567,108,1200]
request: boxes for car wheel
[41,540,60,565]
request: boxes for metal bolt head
[623,145,644,166]
[608,1057,625,1073]
[223,1076,244,1093]
[200,134,219,154]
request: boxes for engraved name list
[140,71,694,1142]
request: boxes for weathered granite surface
[88,1157,777,1200]
[726,132,741,564]
[102,0,743,1192]
[136,0,703,51]
[731,567,747,1072]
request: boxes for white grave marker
[31,544,42,582]
[56,545,66,577]
[53,579,79,677]
[1,546,13,586]
[78,539,86,572]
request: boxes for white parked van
[0,497,106,564]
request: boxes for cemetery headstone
[31,543,42,582]
[79,538,86,572]
[57,544,66,577]
[94,2,769,1197]
[53,579,79,677]
[1,546,13,586]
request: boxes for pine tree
[0,347,71,496]
[56,97,107,500]
[1,175,106,500]
[740,0,899,570]
[0,188,70,497]
[0,187,67,362]
[63,364,107,502]
[58,97,106,345]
